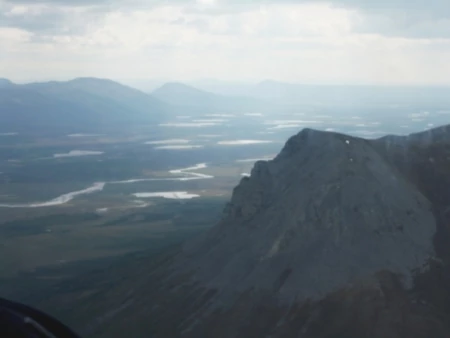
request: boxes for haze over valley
[3,0,450,337]
[1,78,449,311]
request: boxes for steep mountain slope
[0,78,13,88]
[0,78,170,133]
[30,126,450,338]
[0,86,103,133]
[188,79,254,96]
[180,129,434,300]
[25,78,167,115]
[152,82,275,113]
[152,82,220,105]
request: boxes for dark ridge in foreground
[35,126,450,338]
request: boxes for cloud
[183,0,450,39]
[329,0,450,16]
[3,0,450,14]
[0,3,98,37]
[333,0,450,39]
[2,0,120,6]
[1,0,450,84]
[354,14,450,39]
[2,0,450,39]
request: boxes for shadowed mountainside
[0,78,170,133]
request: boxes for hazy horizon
[6,77,450,89]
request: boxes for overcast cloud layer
[1,0,450,84]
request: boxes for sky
[1,0,450,85]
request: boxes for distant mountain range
[152,82,276,113]
[2,77,450,134]
[187,79,255,97]
[0,78,170,134]
[151,80,450,122]
[0,78,278,134]
[194,79,450,108]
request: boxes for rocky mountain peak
[183,128,435,304]
[70,126,450,338]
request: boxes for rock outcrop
[42,126,450,338]
[180,129,435,302]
